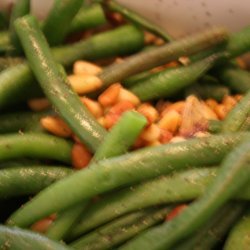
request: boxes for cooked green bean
[208,120,222,134]
[70,207,171,250]
[68,166,250,240]
[129,54,223,101]
[42,0,83,46]
[0,166,73,199]
[104,0,172,42]
[69,4,107,33]
[0,111,50,133]
[222,91,250,132]
[224,208,250,250]
[7,133,250,228]
[0,56,24,72]
[0,24,144,110]
[9,0,30,53]
[98,27,228,87]
[15,15,106,152]
[46,111,146,240]
[120,140,250,250]
[214,63,250,93]
[0,133,72,164]
[174,202,246,250]
[0,225,72,250]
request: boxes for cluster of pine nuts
[27,60,242,170]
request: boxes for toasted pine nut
[68,74,103,94]
[73,60,102,75]
[169,136,186,143]
[115,57,125,64]
[234,94,243,102]
[133,137,146,149]
[72,143,92,170]
[97,117,106,127]
[104,101,135,129]
[80,97,103,118]
[118,88,140,106]
[31,218,53,233]
[146,140,162,147]
[137,103,159,124]
[205,98,218,111]
[161,101,185,115]
[40,116,72,138]
[156,100,171,114]
[140,124,161,142]
[159,129,173,144]
[178,56,190,66]
[28,98,50,112]
[201,101,218,120]
[222,95,237,111]
[235,57,247,69]
[214,104,228,120]
[158,110,182,133]
[154,37,165,46]
[144,31,157,44]
[194,131,211,138]
[98,83,121,107]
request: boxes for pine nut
[68,74,103,94]
[137,103,159,124]
[71,143,92,170]
[40,116,72,138]
[98,83,121,107]
[118,88,141,106]
[169,136,186,143]
[158,110,182,133]
[214,104,228,120]
[140,124,161,142]
[222,95,237,111]
[205,98,218,111]
[161,101,185,115]
[28,98,50,112]
[73,61,102,75]
[159,129,173,144]
[80,97,103,118]
[31,218,53,233]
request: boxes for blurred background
[0,0,250,38]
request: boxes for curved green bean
[0,133,72,164]
[42,0,83,46]
[70,207,171,250]
[7,133,250,228]
[15,15,106,152]
[224,208,250,250]
[0,166,73,199]
[98,26,228,87]
[120,140,250,250]
[0,225,72,250]
[129,53,223,101]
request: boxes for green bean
[0,166,73,199]
[42,0,82,46]
[70,207,171,250]
[221,90,250,132]
[9,0,30,54]
[98,27,228,87]
[185,82,230,102]
[214,63,250,93]
[0,133,72,164]
[52,24,144,67]
[0,111,50,133]
[0,225,72,250]
[15,15,106,152]
[45,111,146,240]
[129,53,223,101]
[0,159,43,169]
[0,56,24,72]
[0,30,10,49]
[120,140,250,250]
[7,133,250,228]
[174,202,246,250]
[105,0,172,42]
[69,166,250,240]
[69,4,107,33]
[224,208,250,250]
[208,120,222,134]
[92,111,147,161]
[0,25,144,110]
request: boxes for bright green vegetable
[0,133,72,164]
[0,56,24,72]
[15,15,106,152]
[120,140,250,250]
[7,133,250,228]
[9,0,30,53]
[105,0,172,42]
[0,166,73,199]
[70,207,171,250]
[45,111,146,240]
[98,27,228,87]
[224,208,250,250]
[0,225,72,250]
[42,0,83,46]
[129,54,223,101]
[174,202,245,250]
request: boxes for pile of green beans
[0,1,250,249]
